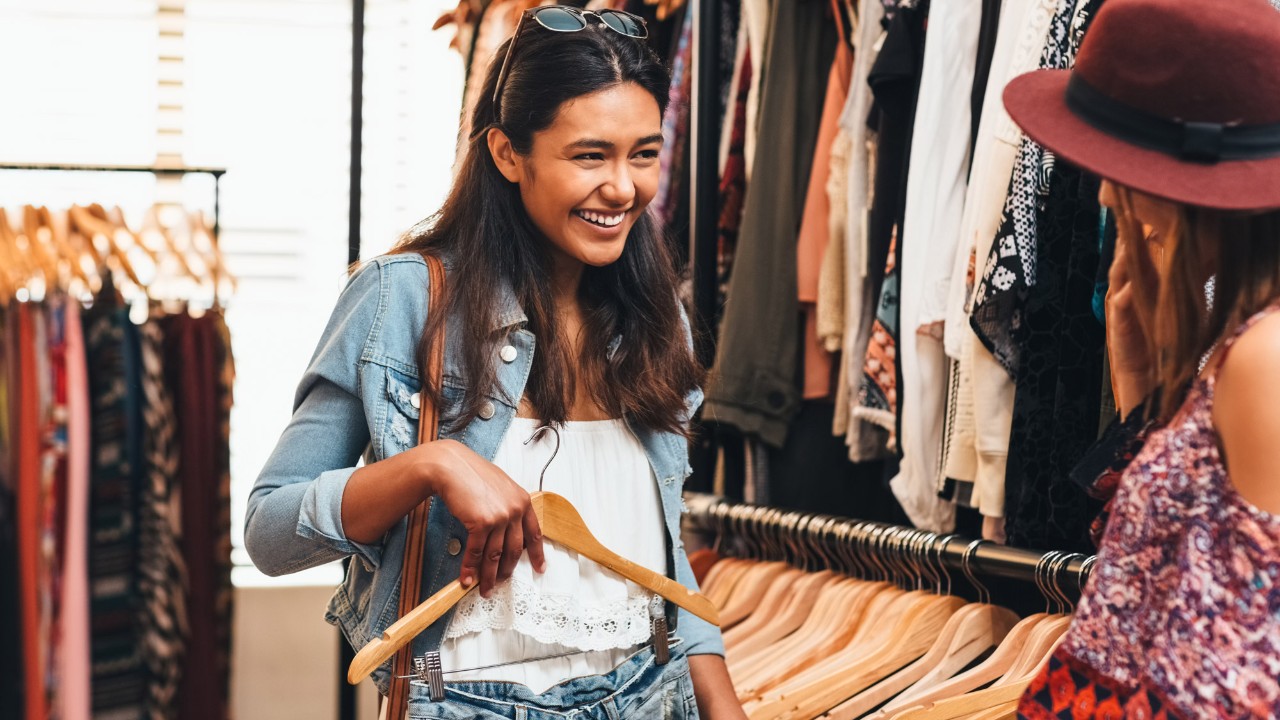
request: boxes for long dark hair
[391,18,701,436]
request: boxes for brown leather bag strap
[386,253,447,720]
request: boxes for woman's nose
[599,164,635,205]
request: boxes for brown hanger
[347,489,720,684]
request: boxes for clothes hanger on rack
[68,204,146,291]
[347,425,719,684]
[823,539,1020,720]
[37,206,94,291]
[19,206,60,287]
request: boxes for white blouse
[438,417,668,693]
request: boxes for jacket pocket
[381,365,421,457]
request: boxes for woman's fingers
[522,506,547,574]
[497,520,523,583]
[478,525,506,597]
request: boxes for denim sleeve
[674,544,725,657]
[244,262,386,576]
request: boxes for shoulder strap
[386,253,447,719]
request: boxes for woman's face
[490,82,663,272]
[1100,179,1179,273]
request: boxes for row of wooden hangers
[692,502,1095,720]
[0,204,235,307]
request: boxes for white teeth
[578,210,625,228]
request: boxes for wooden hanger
[824,602,1019,720]
[724,569,834,660]
[748,592,967,719]
[347,490,719,684]
[0,209,24,297]
[717,561,792,629]
[68,205,146,290]
[873,613,1048,717]
[20,206,60,286]
[141,205,204,285]
[38,207,94,290]
[188,209,237,302]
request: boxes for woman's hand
[1105,199,1161,417]
[423,439,548,597]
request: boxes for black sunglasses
[491,6,649,114]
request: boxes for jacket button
[500,345,518,363]
[410,392,421,410]
[446,538,461,556]
[479,401,496,420]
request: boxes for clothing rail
[0,162,227,240]
[682,492,1095,602]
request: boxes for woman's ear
[487,128,523,184]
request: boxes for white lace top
[438,417,667,692]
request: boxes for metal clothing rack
[683,493,1096,602]
[0,162,227,240]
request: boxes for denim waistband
[406,640,695,720]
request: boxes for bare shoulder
[1213,311,1280,515]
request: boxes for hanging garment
[853,0,929,447]
[892,0,984,532]
[816,126,851,354]
[136,318,188,719]
[212,311,236,714]
[739,0,772,183]
[968,0,1005,164]
[654,8,694,231]
[704,0,838,447]
[969,0,1083,375]
[797,39,854,400]
[86,279,147,718]
[0,303,21,717]
[1020,304,1280,719]
[1002,165,1105,552]
[40,300,69,720]
[170,311,234,720]
[60,294,92,720]
[716,42,753,324]
[17,302,46,720]
[939,0,1059,527]
[834,0,891,462]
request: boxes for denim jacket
[245,253,723,695]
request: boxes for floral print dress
[1019,304,1280,719]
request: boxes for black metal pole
[339,4,365,720]
[689,0,721,370]
[348,0,365,270]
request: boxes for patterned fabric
[212,311,236,717]
[970,0,1097,377]
[85,277,147,718]
[1069,395,1156,547]
[654,8,693,230]
[716,42,753,324]
[1022,652,1181,720]
[1018,304,1280,719]
[41,300,69,718]
[856,234,899,437]
[1001,163,1106,552]
[136,319,188,720]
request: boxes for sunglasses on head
[492,6,649,112]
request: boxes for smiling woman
[245,6,743,720]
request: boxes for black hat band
[1065,75,1280,164]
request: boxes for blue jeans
[406,646,699,720]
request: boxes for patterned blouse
[1019,305,1280,719]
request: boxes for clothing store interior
[8,0,1277,718]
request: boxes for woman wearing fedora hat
[1003,0,1280,715]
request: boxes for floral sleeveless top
[1019,305,1280,719]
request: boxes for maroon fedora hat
[1003,0,1280,211]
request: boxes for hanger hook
[961,538,991,604]
[523,423,561,492]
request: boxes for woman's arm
[690,655,748,720]
[1212,312,1280,515]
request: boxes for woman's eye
[635,150,660,161]
[575,153,605,162]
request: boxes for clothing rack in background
[682,492,1093,602]
[0,163,226,240]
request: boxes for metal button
[500,345,518,363]
[410,392,421,410]
[446,538,461,556]
[479,400,496,420]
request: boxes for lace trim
[443,577,660,652]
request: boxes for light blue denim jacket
[245,253,723,695]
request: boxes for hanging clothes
[853,0,930,447]
[939,0,1060,531]
[0,303,22,717]
[86,278,147,718]
[17,302,45,720]
[833,0,891,463]
[654,8,693,231]
[704,0,838,448]
[60,294,92,720]
[796,37,853,401]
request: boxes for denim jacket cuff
[678,608,726,657]
[297,466,384,570]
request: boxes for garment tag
[415,652,445,701]
[652,617,670,666]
